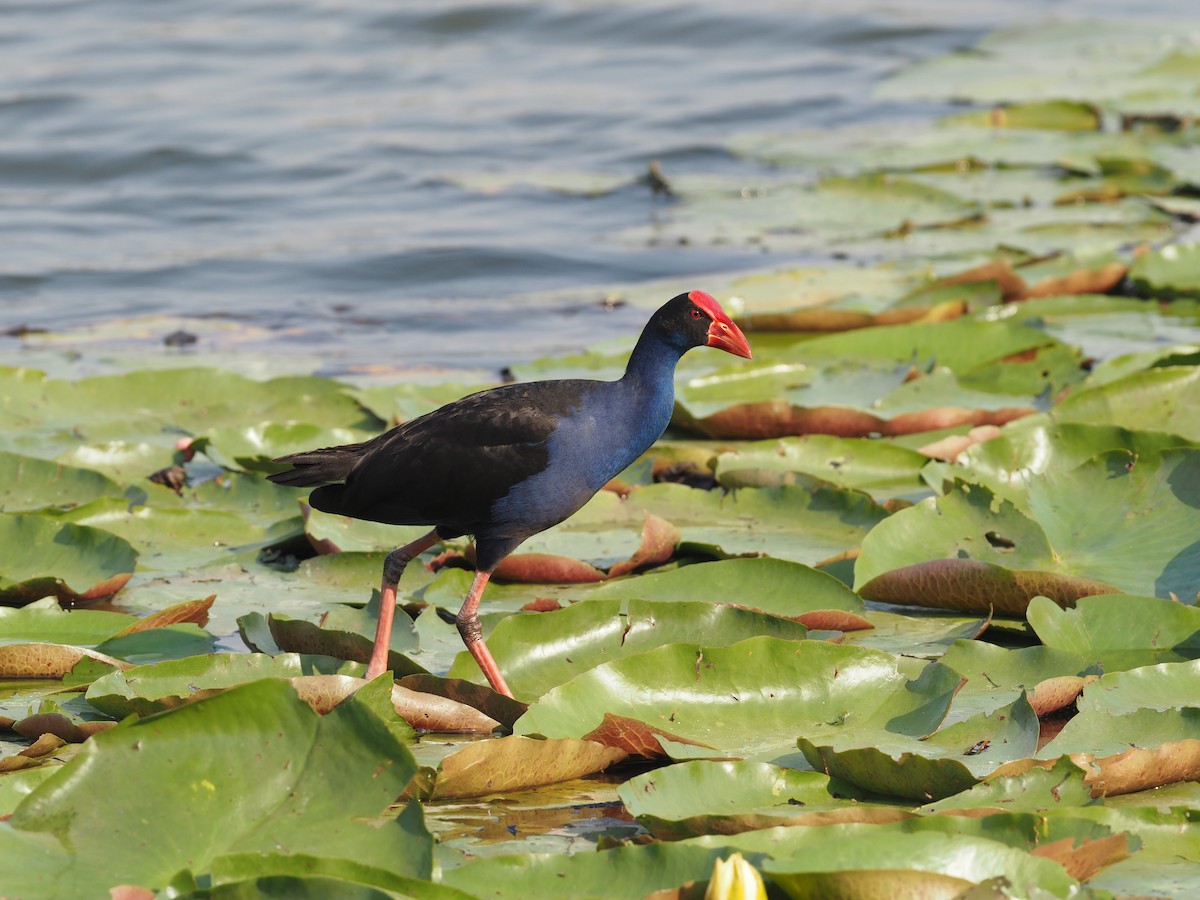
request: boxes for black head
[650,290,753,358]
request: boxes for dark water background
[2,0,1194,375]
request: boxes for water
[1,0,1193,375]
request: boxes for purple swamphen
[268,290,752,697]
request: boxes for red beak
[706,317,752,359]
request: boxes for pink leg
[456,569,512,698]
[366,529,441,681]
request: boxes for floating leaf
[585,558,864,618]
[621,484,888,567]
[0,450,128,512]
[1129,242,1200,299]
[408,736,626,801]
[448,599,809,701]
[714,435,928,500]
[84,652,361,718]
[799,697,1040,801]
[617,760,880,840]
[1,678,429,895]
[515,638,961,763]
[858,450,1200,610]
[0,514,137,605]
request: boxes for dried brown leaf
[583,712,717,759]
[608,512,681,577]
[111,596,215,636]
[1028,675,1099,717]
[1031,833,1130,882]
[397,673,527,730]
[858,559,1118,616]
[427,735,627,800]
[289,674,501,732]
[0,643,130,679]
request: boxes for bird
[267,290,751,698]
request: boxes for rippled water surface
[2,0,1194,373]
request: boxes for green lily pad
[923,420,1194,506]
[0,598,136,647]
[350,381,492,425]
[941,100,1102,131]
[1028,593,1200,664]
[920,756,1097,814]
[447,599,809,702]
[585,557,864,617]
[1054,366,1200,440]
[617,760,873,839]
[799,697,1040,801]
[1039,706,1200,760]
[84,652,364,718]
[0,450,128,513]
[622,483,888,566]
[714,436,928,499]
[1129,242,1200,299]
[441,842,728,900]
[762,830,1078,899]
[515,638,961,763]
[0,514,138,605]
[1077,658,1200,716]
[195,422,375,474]
[54,498,288,572]
[1,678,428,896]
[857,449,1200,612]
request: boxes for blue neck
[618,328,687,446]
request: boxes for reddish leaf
[1031,833,1131,882]
[13,713,116,744]
[1028,675,1098,717]
[582,712,717,760]
[111,596,215,636]
[608,512,681,577]
[859,559,1118,616]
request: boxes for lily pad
[622,483,888,566]
[799,697,1040,801]
[515,638,961,763]
[447,599,810,702]
[0,450,128,512]
[857,449,1200,611]
[1,678,429,896]
[1129,242,1200,299]
[713,435,929,500]
[84,652,362,718]
[0,514,138,605]
[617,760,878,840]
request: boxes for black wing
[312,379,598,532]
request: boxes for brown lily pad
[12,713,117,744]
[582,712,719,760]
[858,559,1118,616]
[289,674,501,733]
[1028,674,1099,717]
[111,596,215,636]
[415,735,627,801]
[397,673,527,730]
[0,643,130,679]
[993,740,1200,797]
[267,616,427,677]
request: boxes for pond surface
[2,0,1193,373]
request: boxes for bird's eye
[690,308,702,319]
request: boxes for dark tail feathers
[267,443,366,488]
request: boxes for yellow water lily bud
[704,852,768,900]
